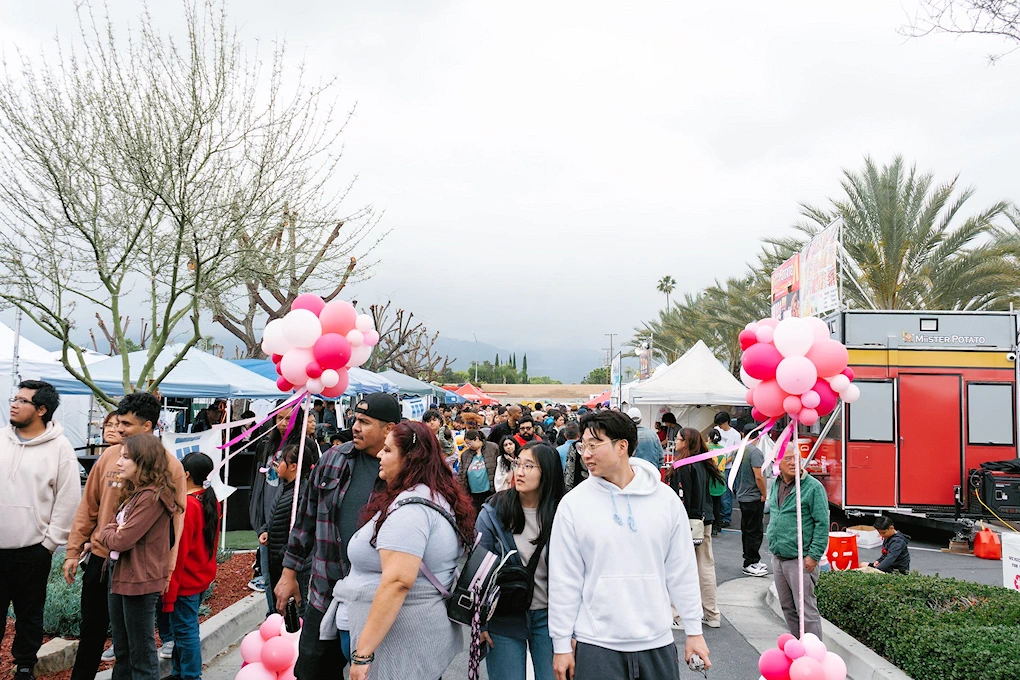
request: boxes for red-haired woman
[340,421,476,680]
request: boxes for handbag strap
[393,496,468,597]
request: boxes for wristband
[351,651,374,666]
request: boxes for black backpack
[484,505,546,616]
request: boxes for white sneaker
[671,618,684,630]
[158,641,175,660]
[101,646,116,661]
[702,617,721,629]
[743,563,769,577]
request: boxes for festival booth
[450,382,499,405]
[627,340,747,431]
[378,369,465,404]
[232,359,399,396]
[584,390,611,408]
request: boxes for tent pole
[220,400,230,553]
[11,308,21,399]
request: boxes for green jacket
[766,473,830,561]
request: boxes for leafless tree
[0,1,363,406]
[363,302,454,382]
[904,1,1020,61]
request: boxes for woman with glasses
[667,428,725,629]
[477,442,565,680]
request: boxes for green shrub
[817,571,1020,680]
[42,549,83,638]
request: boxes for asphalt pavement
[198,507,1005,680]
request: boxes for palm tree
[656,275,677,310]
[771,155,1012,310]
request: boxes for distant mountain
[434,335,602,383]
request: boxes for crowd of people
[2,383,916,680]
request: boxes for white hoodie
[548,457,702,654]
[0,422,82,551]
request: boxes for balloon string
[217,390,308,450]
[290,395,311,531]
[671,417,777,469]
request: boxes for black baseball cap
[354,393,401,424]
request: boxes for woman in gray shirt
[341,421,476,680]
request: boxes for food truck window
[848,381,893,442]
[967,383,1015,446]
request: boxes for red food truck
[803,310,1020,523]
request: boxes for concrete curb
[765,583,913,680]
[89,593,265,680]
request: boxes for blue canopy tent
[39,344,282,398]
[377,369,465,404]
[230,359,399,396]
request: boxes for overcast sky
[2,0,1019,356]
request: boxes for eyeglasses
[9,397,35,407]
[577,438,619,454]
[511,461,538,474]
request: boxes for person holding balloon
[263,445,314,615]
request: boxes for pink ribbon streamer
[671,417,777,469]
[216,390,307,450]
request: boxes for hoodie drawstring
[610,491,638,532]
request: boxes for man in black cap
[274,393,400,680]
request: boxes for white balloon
[346,329,364,347]
[261,319,291,355]
[347,344,373,368]
[773,317,815,357]
[740,366,761,388]
[305,378,325,394]
[843,383,861,403]
[804,316,831,345]
[282,309,322,349]
[355,314,375,333]
[828,374,851,393]
[321,369,340,389]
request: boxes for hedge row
[817,571,1020,680]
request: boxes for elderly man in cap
[629,407,664,470]
[275,393,400,680]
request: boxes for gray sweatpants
[574,641,681,680]
[772,556,822,639]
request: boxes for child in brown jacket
[100,434,180,680]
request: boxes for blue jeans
[485,609,554,680]
[170,593,203,680]
[720,467,733,524]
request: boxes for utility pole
[606,333,616,385]
[472,332,478,384]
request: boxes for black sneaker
[14,666,34,680]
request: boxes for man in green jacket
[766,443,830,639]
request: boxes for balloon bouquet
[738,316,856,680]
[231,294,379,680]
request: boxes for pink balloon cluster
[261,294,380,397]
[237,614,301,680]
[759,633,847,680]
[739,317,859,426]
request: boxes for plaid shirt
[282,442,367,613]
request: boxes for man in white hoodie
[549,410,710,680]
[0,380,81,680]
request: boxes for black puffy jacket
[267,479,311,581]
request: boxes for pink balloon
[362,329,380,347]
[278,666,297,680]
[806,339,849,378]
[754,380,787,418]
[276,376,294,393]
[758,318,780,329]
[828,374,850,393]
[346,329,364,347]
[305,361,323,379]
[239,630,265,664]
[783,395,803,416]
[739,329,758,350]
[802,636,827,662]
[261,614,284,640]
[789,656,825,680]
[743,343,784,381]
[799,408,819,426]
[759,647,792,680]
[841,367,854,381]
[820,652,847,680]
[746,387,756,407]
[291,293,325,316]
[784,638,806,660]
[280,348,314,387]
[271,353,283,364]
[320,369,350,398]
[275,362,283,376]
[235,662,276,680]
[745,321,759,331]
[313,333,353,369]
[800,390,821,409]
[776,357,818,396]
[756,326,775,344]
[750,407,766,421]
[777,633,797,650]
[318,300,358,336]
[260,636,295,673]
[812,379,839,416]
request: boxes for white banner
[162,429,236,502]
[1003,532,1020,591]
[402,397,426,421]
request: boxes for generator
[969,467,1020,517]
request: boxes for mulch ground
[2,552,256,680]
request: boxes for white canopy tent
[627,340,748,431]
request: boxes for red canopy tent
[450,382,500,405]
[584,390,611,408]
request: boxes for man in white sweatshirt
[549,410,710,680]
[0,380,81,680]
